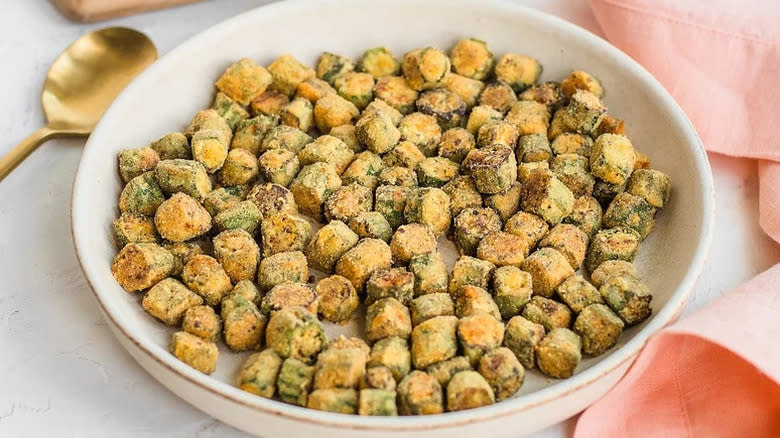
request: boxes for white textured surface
[0,0,777,437]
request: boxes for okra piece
[213,200,262,235]
[181,255,232,305]
[363,98,403,126]
[516,160,550,184]
[401,47,450,91]
[314,347,367,390]
[595,114,627,137]
[365,297,412,342]
[504,210,550,254]
[238,349,283,398]
[517,133,552,163]
[442,175,483,217]
[457,313,505,366]
[191,127,231,174]
[277,357,315,406]
[449,256,496,295]
[484,182,522,222]
[564,195,603,237]
[246,182,298,218]
[215,58,272,105]
[522,295,572,333]
[315,275,359,324]
[551,153,595,198]
[536,328,581,379]
[361,366,397,391]
[416,88,467,130]
[182,305,221,342]
[521,248,574,298]
[252,89,290,116]
[357,47,400,78]
[438,128,476,164]
[373,76,419,115]
[323,183,373,223]
[476,232,527,267]
[329,123,362,153]
[118,172,166,216]
[590,133,636,185]
[449,38,494,80]
[556,275,603,314]
[521,170,575,225]
[279,97,314,132]
[221,293,266,352]
[289,162,342,221]
[306,220,359,273]
[494,53,542,93]
[151,132,191,160]
[349,211,393,242]
[453,207,502,256]
[492,266,533,319]
[155,160,212,202]
[410,293,455,326]
[389,223,437,265]
[368,336,411,382]
[383,141,425,169]
[112,212,159,248]
[328,336,370,358]
[592,178,627,208]
[258,148,301,187]
[574,303,624,356]
[503,316,545,369]
[213,229,260,282]
[505,100,550,136]
[466,104,503,135]
[196,186,244,217]
[111,243,174,292]
[231,115,279,156]
[334,72,375,110]
[408,252,449,296]
[603,192,657,239]
[397,370,444,415]
[141,278,203,326]
[462,145,517,194]
[261,282,318,315]
[316,52,355,85]
[426,356,472,387]
[442,72,485,109]
[268,54,315,97]
[118,147,160,183]
[477,121,519,149]
[260,125,312,154]
[415,157,460,188]
[539,223,590,269]
[403,187,452,237]
[163,241,205,277]
[313,93,360,133]
[584,227,642,273]
[307,389,358,414]
[411,315,458,369]
[562,90,606,135]
[217,149,259,186]
[375,184,409,229]
[600,276,652,326]
[590,260,640,289]
[626,169,672,209]
[551,133,593,157]
[366,268,415,306]
[335,238,392,293]
[265,306,327,364]
[298,134,355,175]
[479,81,517,113]
[257,250,308,291]
[358,389,398,416]
[231,280,261,306]
[561,70,603,98]
[341,151,385,191]
[453,285,501,321]
[518,81,565,110]
[170,331,218,375]
[478,347,524,401]
[378,166,418,188]
[295,77,337,103]
[398,112,442,156]
[212,91,249,130]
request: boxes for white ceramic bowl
[71,0,714,436]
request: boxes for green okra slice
[503,316,545,369]
[277,357,315,406]
[556,275,604,314]
[348,211,393,242]
[238,349,283,398]
[411,315,458,369]
[521,296,572,332]
[478,347,525,401]
[118,172,166,216]
[426,356,472,387]
[462,145,517,195]
[112,212,159,248]
[141,277,203,326]
[446,370,495,411]
[313,347,367,390]
[306,220,359,273]
[367,336,411,383]
[452,207,503,256]
[260,212,312,257]
[265,307,327,364]
[408,252,449,296]
[307,389,358,414]
[410,293,455,326]
[334,238,392,293]
[494,53,542,93]
[397,370,444,415]
[536,328,581,379]
[358,389,398,416]
[151,132,190,160]
[492,266,532,320]
[574,303,624,356]
[221,293,266,352]
[366,268,415,306]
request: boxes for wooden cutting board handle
[52,0,206,22]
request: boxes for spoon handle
[0,126,88,182]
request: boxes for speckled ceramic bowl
[72,0,714,436]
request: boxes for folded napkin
[576,0,780,436]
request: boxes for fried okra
[316,52,354,85]
[505,101,550,136]
[453,207,502,256]
[257,250,308,292]
[426,356,472,387]
[438,128,476,164]
[521,248,574,298]
[142,278,203,326]
[366,268,415,306]
[232,115,280,155]
[536,328,581,379]
[260,213,312,257]
[216,58,272,105]
[238,349,283,398]
[590,260,640,288]
[398,112,442,156]
[521,170,575,225]
[213,229,260,282]
[368,336,411,382]
[341,151,385,190]
[314,347,367,390]
[453,286,501,321]
[415,157,460,188]
[477,121,519,149]
[504,211,549,254]
[397,371,444,415]
[492,266,533,319]
[277,357,315,406]
[328,124,361,153]
[539,224,589,269]
[389,223,437,265]
[517,133,552,163]
[334,72,375,110]
[449,256,495,295]
[479,81,517,113]
[592,178,627,208]
[358,47,400,78]
[584,227,642,272]
[462,145,517,194]
[384,141,425,169]
[336,238,392,293]
[522,296,572,332]
[379,166,418,189]
[213,200,262,235]
[519,81,564,110]
[265,306,327,364]
[595,114,627,137]
[410,293,455,326]
[221,293,266,351]
[361,366,397,391]
[411,315,458,369]
[170,331,218,375]
[409,252,449,296]
[365,297,412,342]
[151,132,190,160]
[603,192,657,239]
[289,162,342,220]
[373,76,419,114]
[551,153,595,198]
[442,176,483,217]
[626,169,671,209]
[316,275,359,324]
[112,243,174,292]
[442,73,486,109]
[466,105,503,135]
[298,135,355,175]
[212,91,249,130]
[163,241,206,277]
[314,93,360,133]
[359,389,398,416]
[349,211,393,242]
[217,149,258,186]
[401,47,450,91]
[307,389,358,414]
[355,111,401,156]
[600,276,652,325]
[258,148,301,187]
[261,125,312,154]
[261,283,318,316]
[561,70,603,99]
[306,220,359,273]
[268,54,315,97]
[449,38,493,80]
[477,232,527,267]
[112,212,158,248]
[484,182,522,222]
[590,134,636,185]
[374,184,409,229]
[279,97,314,132]
[182,305,221,342]
[252,90,289,116]
[404,187,451,237]
[457,313,505,366]
[478,347,524,401]
[556,275,603,314]
[324,183,372,223]
[190,124,232,174]
[246,182,298,217]
[551,133,593,157]
[494,54,542,93]
[118,147,159,183]
[503,316,545,369]
[416,88,467,130]
[574,303,624,356]
[119,172,165,216]
[200,186,241,216]
[296,77,337,103]
[328,336,370,357]
[564,195,603,237]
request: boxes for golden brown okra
[296,78,337,103]
[231,280,262,306]
[112,212,159,248]
[265,306,327,364]
[478,347,524,401]
[590,134,636,185]
[379,166,418,187]
[170,331,218,375]
[334,72,375,110]
[484,182,523,222]
[494,53,542,93]
[479,81,518,113]
[314,93,360,133]
[574,303,624,356]
[492,266,533,320]
[181,254,233,306]
[602,192,657,240]
[238,349,283,398]
[626,169,672,209]
[453,286,501,321]
[341,151,386,191]
[521,170,575,225]
[329,124,362,153]
[539,223,590,269]
[389,223,437,265]
[306,220,359,273]
[315,275,359,324]
[416,88,467,130]
[182,305,221,342]
[592,178,628,208]
[408,252,449,296]
[307,389,358,414]
[505,101,550,137]
[476,232,527,267]
[212,91,249,130]
[221,293,266,352]
[449,256,496,295]
[365,297,413,342]
[477,120,519,149]
[584,227,642,273]
[426,356,473,387]
[442,176,483,217]
[118,147,160,183]
[518,81,565,110]
[462,145,517,195]
[261,283,318,316]
[536,328,581,379]
[438,128,476,164]
[384,141,425,169]
[361,366,397,391]
[232,115,280,155]
[118,172,166,216]
[257,250,308,292]
[314,347,367,390]
[590,260,640,289]
[398,112,442,157]
[561,70,603,99]
[449,38,494,80]
[410,293,455,326]
[503,316,545,369]
[213,200,262,235]
[289,162,342,221]
[357,47,400,78]
[316,52,354,85]
[141,278,203,326]
[415,157,460,188]
[563,195,603,237]
[252,89,290,116]
[442,73,486,109]
[600,276,652,326]
[550,153,595,200]
[504,210,550,254]
[551,133,593,157]
[298,134,355,175]
[151,132,191,161]
[522,296,572,332]
[403,187,451,237]
[368,336,411,382]
[457,313,505,366]
[335,238,392,293]
[349,211,394,242]
[111,242,175,292]
[246,182,298,218]
[323,183,373,223]
[373,76,419,115]
[358,389,398,416]
[261,125,313,154]
[217,149,259,187]
[521,248,574,298]
[556,275,604,314]
[397,370,444,415]
[268,54,315,97]
[453,207,503,256]
[277,357,316,406]
[466,105,503,135]
[153,193,212,242]
[411,315,458,369]
[163,241,206,277]
[366,268,415,306]
[280,97,314,132]
[213,229,260,282]
[401,47,450,91]
[258,148,301,187]
[215,58,272,105]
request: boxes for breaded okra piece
[170,331,218,375]
[141,278,203,326]
[447,370,496,411]
[307,389,358,414]
[626,169,671,209]
[213,200,262,235]
[590,260,640,288]
[251,89,289,116]
[246,182,298,217]
[449,256,496,295]
[295,77,337,103]
[556,275,603,314]
[314,347,367,390]
[112,212,159,248]
[257,250,308,292]
[409,252,449,296]
[358,389,398,416]
[397,371,444,415]
[260,125,312,154]
[590,133,636,185]
[306,220,359,273]
[261,283,318,316]
[551,153,595,198]
[492,266,533,319]
[521,248,574,298]
[478,120,520,150]
[335,238,392,293]
[494,54,542,92]
[477,232,527,267]
[314,93,360,133]
[151,132,190,160]
[373,76,419,114]
[584,227,642,273]
[268,54,315,97]
[217,149,258,187]
[231,280,261,306]
[366,268,415,306]
[592,178,627,208]
[298,135,355,174]
[462,145,517,194]
[561,70,603,99]
[453,207,502,256]
[518,81,565,110]
[181,255,232,306]
[539,223,590,269]
[517,160,550,184]
[182,305,221,342]
[415,157,460,188]
[384,141,425,169]
[398,112,442,156]
[536,328,581,379]
[410,293,455,326]
[562,90,606,135]
[277,357,315,406]
[118,147,159,183]
[479,81,517,113]
[334,72,375,110]
[442,176,483,217]
[453,286,501,320]
[232,115,280,156]
[111,243,174,292]
[574,303,624,356]
[600,276,652,325]
[118,172,165,216]
[316,52,354,85]
[442,72,485,109]
[365,297,413,342]
[289,162,342,221]
[361,366,397,391]
[374,184,409,229]
[503,316,545,369]
[457,313,505,366]
[341,151,386,191]
[163,241,205,277]
[329,124,362,153]
[603,192,657,240]
[426,356,473,387]
[521,170,575,225]
[404,187,452,237]
[401,47,450,91]
[595,114,627,137]
[328,336,370,358]
[449,38,494,80]
[551,133,593,157]
[478,347,524,401]
[466,105,503,135]
[505,100,550,136]
[379,166,418,187]
[390,223,437,265]
[516,133,552,163]
[438,128,476,164]
[221,293,266,352]
[349,211,393,242]
[191,125,232,174]
[411,315,458,369]
[238,349,283,398]
[212,91,249,130]
[484,182,523,222]
[316,275,359,324]
[202,187,244,217]
[416,88,467,130]
[279,97,314,132]
[265,306,327,364]
[522,295,572,332]
[324,183,372,224]
[213,229,260,282]
[364,98,404,126]
[564,195,603,237]
[358,47,400,78]
[368,336,411,382]
[258,148,301,187]
[504,210,550,254]
[215,58,272,105]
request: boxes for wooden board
[52,0,205,22]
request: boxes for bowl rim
[71,0,715,430]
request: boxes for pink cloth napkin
[575,0,780,436]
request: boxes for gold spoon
[0,27,157,182]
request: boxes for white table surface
[1,0,778,436]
